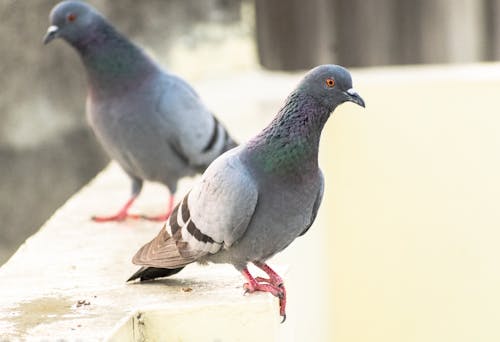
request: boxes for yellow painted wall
[321,65,500,342]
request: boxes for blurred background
[2,1,500,340]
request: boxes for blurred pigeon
[128,65,365,320]
[43,1,237,222]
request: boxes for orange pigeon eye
[325,78,335,88]
[67,13,77,22]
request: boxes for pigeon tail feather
[127,266,184,282]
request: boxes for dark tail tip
[127,266,184,282]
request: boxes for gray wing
[132,147,258,269]
[156,73,236,169]
[299,170,324,237]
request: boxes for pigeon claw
[281,313,287,324]
[242,281,284,298]
[277,284,287,318]
[241,266,287,321]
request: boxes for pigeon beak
[345,88,365,108]
[43,25,59,45]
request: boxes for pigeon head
[297,64,365,112]
[246,64,364,176]
[43,1,103,45]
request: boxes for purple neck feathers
[246,92,331,177]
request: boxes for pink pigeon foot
[241,265,287,322]
[92,196,140,222]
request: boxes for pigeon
[43,1,237,222]
[128,64,365,320]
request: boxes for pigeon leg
[92,177,142,222]
[253,262,284,286]
[253,262,287,320]
[140,195,175,222]
[241,267,287,321]
[92,195,140,222]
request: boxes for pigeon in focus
[128,65,365,320]
[43,1,237,222]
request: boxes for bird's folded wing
[156,75,232,168]
[131,224,198,268]
[132,148,258,269]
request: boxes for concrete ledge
[108,300,281,341]
[0,164,284,341]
